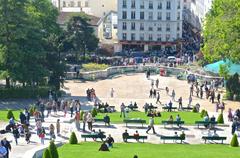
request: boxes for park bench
[162,120,185,128]
[81,133,106,142]
[160,135,185,144]
[123,118,146,127]
[124,135,148,143]
[93,118,110,126]
[195,121,218,128]
[128,106,138,111]
[182,107,193,111]
[162,107,177,111]
[202,136,227,144]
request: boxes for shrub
[203,111,208,117]
[48,141,59,158]
[42,148,51,158]
[192,106,198,113]
[200,110,206,118]
[91,108,97,117]
[230,134,239,147]
[69,132,78,144]
[217,113,224,124]
[80,111,84,120]
[81,63,109,72]
[7,110,15,120]
[226,73,240,100]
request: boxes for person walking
[188,95,192,107]
[156,92,161,104]
[39,127,45,145]
[70,100,75,118]
[120,103,126,118]
[87,112,93,131]
[178,97,183,110]
[0,143,7,158]
[146,116,156,134]
[75,112,81,131]
[1,138,11,158]
[49,124,55,140]
[156,79,159,89]
[25,127,31,144]
[110,88,115,98]
[12,126,19,145]
[83,112,88,132]
[172,90,176,101]
[56,119,60,136]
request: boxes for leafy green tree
[226,73,240,99]
[219,64,230,80]
[42,148,51,158]
[7,110,14,120]
[69,132,78,144]
[66,14,99,61]
[202,0,240,63]
[230,134,239,147]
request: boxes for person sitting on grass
[122,130,129,142]
[168,115,174,122]
[134,130,140,142]
[106,134,114,148]
[104,114,110,126]
[133,155,138,158]
[99,141,109,151]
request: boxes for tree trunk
[5,77,10,88]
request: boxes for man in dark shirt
[122,130,129,142]
[1,138,11,158]
[106,134,114,148]
[99,141,109,151]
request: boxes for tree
[7,110,14,120]
[219,64,230,80]
[226,73,240,99]
[66,14,99,62]
[202,0,240,63]
[217,113,224,124]
[42,148,51,158]
[69,132,78,144]
[230,134,239,147]
[48,141,59,158]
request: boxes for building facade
[117,0,184,52]
[52,0,117,18]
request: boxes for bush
[29,105,37,116]
[0,87,51,99]
[192,106,198,113]
[217,113,224,124]
[80,111,84,120]
[200,110,206,118]
[69,132,78,144]
[48,141,59,158]
[81,63,109,72]
[91,108,97,117]
[203,111,208,117]
[230,134,239,147]
[42,148,51,158]
[226,73,240,100]
[7,110,15,120]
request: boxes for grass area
[81,63,109,72]
[58,143,240,158]
[0,110,22,122]
[95,111,201,125]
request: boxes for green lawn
[0,110,22,122]
[58,143,240,158]
[96,111,201,125]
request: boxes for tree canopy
[202,0,240,63]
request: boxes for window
[131,11,136,19]
[157,34,161,41]
[149,26,153,31]
[63,1,66,7]
[149,12,153,20]
[77,1,81,7]
[70,1,74,7]
[131,0,135,8]
[158,2,162,9]
[177,12,181,20]
[166,1,171,9]
[177,22,180,31]
[140,12,144,19]
[177,0,181,9]
[123,0,127,8]
[140,23,144,30]
[166,34,170,41]
[122,11,127,19]
[157,24,162,31]
[131,33,135,40]
[157,12,162,20]
[122,33,127,40]
[183,5,187,9]
[140,1,144,9]
[166,23,170,31]
[131,22,135,30]
[122,22,127,30]
[149,34,153,41]
[85,1,89,7]
[149,1,153,9]
[166,12,171,20]
[140,33,144,40]
[177,33,180,39]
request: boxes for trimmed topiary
[230,134,239,147]
[7,110,15,120]
[48,141,59,158]
[200,110,205,118]
[80,111,84,120]
[192,106,198,113]
[69,132,78,144]
[217,113,224,124]
[42,148,51,158]
[203,110,208,117]
[91,108,97,117]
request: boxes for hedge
[69,132,78,144]
[81,63,109,72]
[0,87,65,99]
[7,110,15,120]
